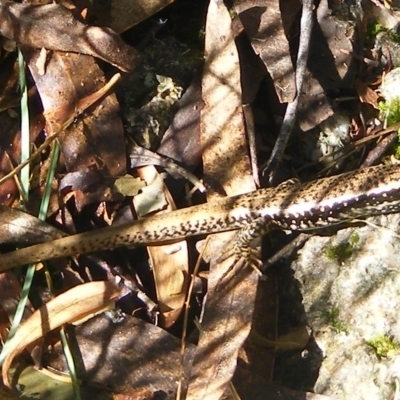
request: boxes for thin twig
[0,132,62,186]
[129,144,207,193]
[0,73,121,186]
[263,0,314,182]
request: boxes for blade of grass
[0,69,121,395]
[60,329,81,400]
[18,49,30,203]
[0,141,60,366]
[6,140,81,398]
[0,141,84,398]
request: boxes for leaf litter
[0,0,399,399]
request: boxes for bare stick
[263,0,314,182]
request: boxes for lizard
[1,163,400,271]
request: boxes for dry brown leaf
[43,314,195,394]
[133,173,169,216]
[200,6,253,195]
[355,80,380,109]
[298,0,355,130]
[135,166,188,328]
[185,0,259,398]
[113,389,155,400]
[21,48,127,209]
[234,0,298,103]
[158,75,204,172]
[237,0,356,131]
[0,2,140,71]
[0,205,65,244]
[58,164,125,212]
[0,271,46,369]
[0,56,46,207]
[89,0,175,34]
[42,315,327,398]
[0,273,31,331]
[20,46,127,215]
[2,280,122,388]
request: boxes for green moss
[379,97,400,126]
[378,99,400,159]
[365,21,400,46]
[228,7,237,19]
[325,234,359,264]
[325,306,347,333]
[349,233,360,246]
[366,335,400,358]
[394,130,400,160]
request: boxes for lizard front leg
[217,217,276,275]
[232,216,276,272]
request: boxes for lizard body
[1,163,400,271]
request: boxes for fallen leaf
[0,205,65,245]
[355,80,380,109]
[114,175,145,197]
[89,0,175,34]
[43,314,196,394]
[297,0,355,130]
[2,280,122,388]
[0,2,140,71]
[135,166,188,328]
[133,172,169,216]
[21,47,127,211]
[234,0,298,103]
[186,0,259,398]
[158,74,204,171]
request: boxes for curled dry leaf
[0,2,140,71]
[355,80,380,109]
[2,280,122,388]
